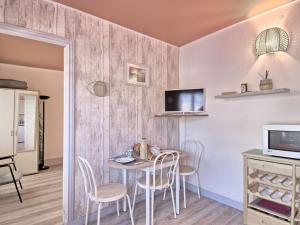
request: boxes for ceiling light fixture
[255,27,289,57]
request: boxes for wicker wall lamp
[255,27,289,57]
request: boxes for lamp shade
[87,81,106,97]
[255,27,289,57]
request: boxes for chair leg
[85,198,90,225]
[19,181,23,189]
[126,194,135,225]
[132,183,138,212]
[163,188,167,200]
[196,173,201,199]
[183,176,187,208]
[12,162,23,190]
[151,190,155,225]
[8,166,22,203]
[169,186,177,219]
[117,200,120,216]
[97,203,102,225]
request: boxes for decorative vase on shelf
[259,70,273,91]
[140,138,147,160]
[260,79,273,90]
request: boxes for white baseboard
[186,182,243,211]
[45,157,63,166]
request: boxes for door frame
[0,23,75,223]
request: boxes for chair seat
[179,165,196,176]
[0,168,22,185]
[93,183,127,202]
[137,175,169,190]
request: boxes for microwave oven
[263,124,300,159]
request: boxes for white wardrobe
[0,88,39,174]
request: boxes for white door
[0,89,15,158]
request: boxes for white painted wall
[179,1,300,206]
[0,63,64,160]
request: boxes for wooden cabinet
[0,88,39,174]
[0,89,15,158]
[243,149,300,225]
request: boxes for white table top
[108,149,187,170]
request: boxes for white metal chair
[132,151,179,225]
[77,156,134,225]
[171,141,204,208]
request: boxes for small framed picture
[127,63,150,87]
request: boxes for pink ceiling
[0,33,64,71]
[54,0,293,46]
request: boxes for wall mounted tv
[164,88,205,113]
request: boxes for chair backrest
[152,150,179,190]
[181,140,204,171]
[77,156,98,198]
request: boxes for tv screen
[164,89,205,112]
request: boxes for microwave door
[269,130,300,152]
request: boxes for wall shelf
[155,113,209,117]
[215,88,290,99]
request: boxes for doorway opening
[0,24,75,224]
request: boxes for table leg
[146,168,150,225]
[123,169,127,212]
[176,164,180,214]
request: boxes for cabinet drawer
[246,208,289,225]
[248,159,292,176]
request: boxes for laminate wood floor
[0,165,243,225]
[0,165,63,225]
[95,191,243,225]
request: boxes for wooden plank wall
[0,0,179,217]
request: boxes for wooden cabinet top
[243,149,300,166]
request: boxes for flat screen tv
[164,88,205,113]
